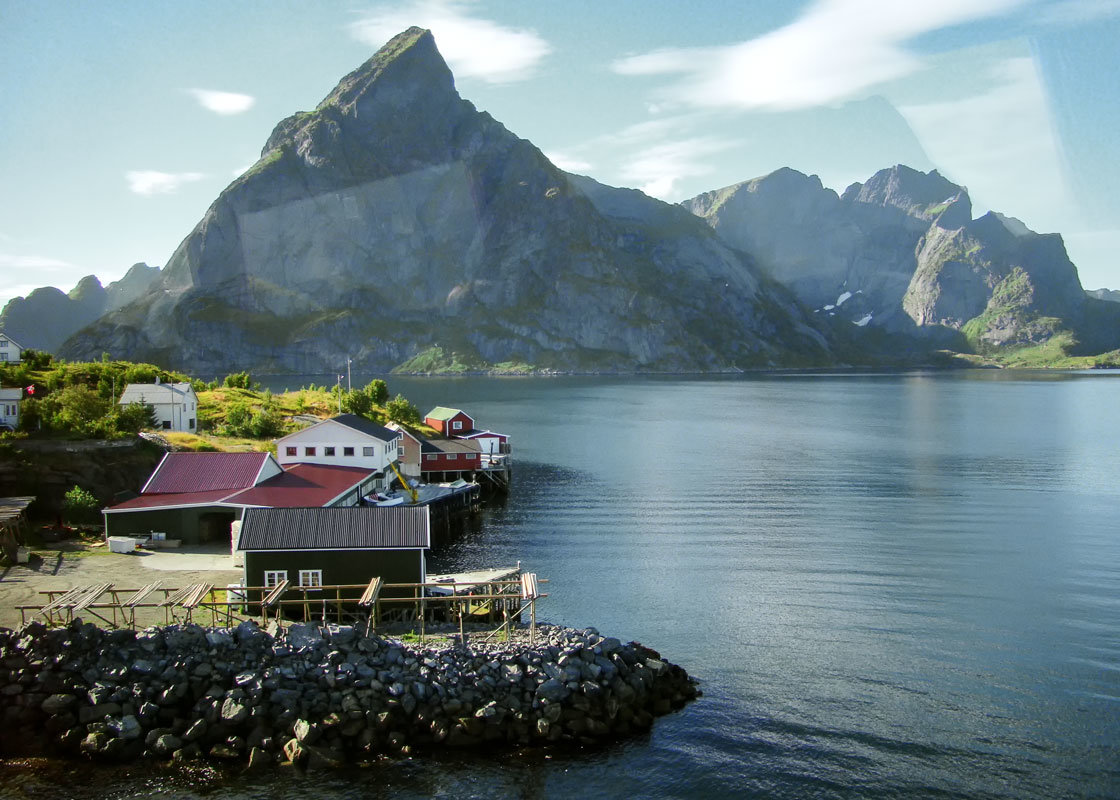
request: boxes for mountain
[684,165,1120,356]
[0,263,161,353]
[1088,288,1120,303]
[61,28,829,373]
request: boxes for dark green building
[236,505,430,595]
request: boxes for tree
[385,394,421,425]
[116,401,158,434]
[342,387,373,417]
[367,379,389,406]
[223,372,252,390]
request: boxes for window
[264,570,287,588]
[343,446,354,456]
[162,420,171,429]
[447,453,457,460]
[189,418,195,430]
[466,453,476,460]
[305,447,316,456]
[324,446,336,456]
[286,446,297,456]
[0,353,7,362]
[426,454,438,461]
[452,420,462,430]
[299,569,323,590]
[398,447,405,457]
[363,446,374,457]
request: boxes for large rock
[60,27,830,374]
[685,164,1120,356]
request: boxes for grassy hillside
[0,354,436,448]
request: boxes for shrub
[62,485,100,524]
[386,394,421,425]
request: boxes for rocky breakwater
[0,619,699,768]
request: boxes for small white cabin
[0,333,24,364]
[118,381,199,432]
[0,388,21,431]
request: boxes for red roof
[143,452,273,493]
[225,463,375,508]
[106,489,241,511]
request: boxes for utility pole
[347,357,352,393]
[336,374,342,414]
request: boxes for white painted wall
[276,419,399,475]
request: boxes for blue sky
[2,0,1118,308]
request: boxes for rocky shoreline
[0,619,699,768]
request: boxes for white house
[0,388,21,431]
[0,333,23,364]
[118,381,199,432]
[276,414,401,490]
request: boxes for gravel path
[0,543,241,630]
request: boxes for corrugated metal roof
[238,506,430,551]
[330,414,400,442]
[421,438,482,454]
[144,452,273,493]
[118,382,194,405]
[227,463,375,508]
[105,488,240,511]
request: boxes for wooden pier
[17,569,547,645]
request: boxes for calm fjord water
[17,371,1120,799]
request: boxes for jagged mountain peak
[60,28,831,373]
[843,164,971,222]
[318,28,451,114]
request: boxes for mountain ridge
[58,28,831,374]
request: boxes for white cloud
[898,56,1072,229]
[0,253,76,273]
[350,1,552,84]
[619,137,737,200]
[543,151,592,173]
[186,88,256,115]
[612,0,1026,111]
[126,171,206,196]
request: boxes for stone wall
[0,619,699,767]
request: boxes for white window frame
[298,569,323,591]
[363,446,375,456]
[324,446,336,457]
[286,446,297,456]
[343,446,354,456]
[264,570,288,588]
[452,420,462,430]
[447,453,457,460]
[305,446,316,456]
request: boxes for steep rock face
[686,165,1111,353]
[0,264,161,353]
[63,28,830,373]
[684,165,971,335]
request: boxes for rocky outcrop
[60,28,830,373]
[0,264,160,354]
[0,619,699,765]
[1088,288,1120,303]
[686,165,1120,355]
[0,438,165,517]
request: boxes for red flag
[25,385,34,395]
